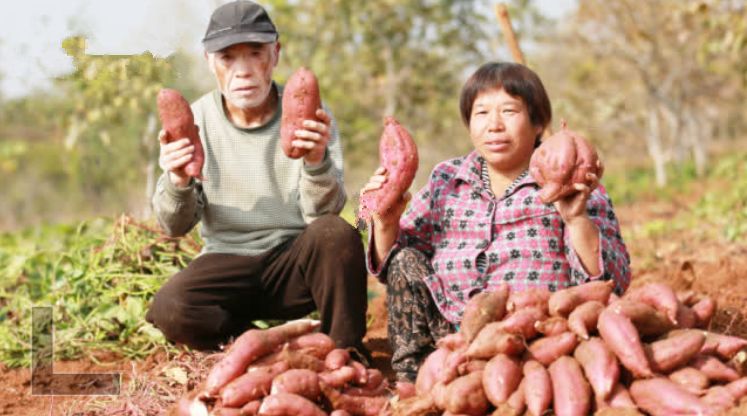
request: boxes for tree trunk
[141,114,158,219]
[686,107,709,177]
[646,105,668,187]
[382,41,397,117]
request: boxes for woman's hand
[553,172,599,225]
[360,167,411,228]
[555,172,601,276]
[361,166,411,269]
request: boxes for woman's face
[469,87,542,175]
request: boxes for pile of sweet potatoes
[169,319,393,416]
[395,280,747,416]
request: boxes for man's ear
[273,42,282,67]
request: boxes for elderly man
[146,0,369,361]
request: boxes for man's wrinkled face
[207,42,280,110]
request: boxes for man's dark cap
[202,1,278,53]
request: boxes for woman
[360,62,631,382]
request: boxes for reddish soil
[2,193,746,415]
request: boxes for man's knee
[147,284,227,350]
[307,214,363,260]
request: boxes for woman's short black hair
[459,62,552,143]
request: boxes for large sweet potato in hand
[357,116,419,224]
[157,88,205,180]
[281,67,321,159]
[529,121,602,203]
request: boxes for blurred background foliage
[0,0,744,230]
[0,0,745,366]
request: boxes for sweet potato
[443,371,490,416]
[629,378,715,416]
[676,289,702,306]
[701,385,736,413]
[350,360,368,385]
[482,354,522,406]
[494,307,545,340]
[607,299,673,338]
[467,327,524,360]
[394,381,416,399]
[691,297,717,328]
[506,287,551,314]
[458,285,510,343]
[357,116,419,223]
[321,383,389,416]
[288,332,336,359]
[503,378,526,416]
[668,367,710,395]
[522,360,552,416]
[690,354,741,382]
[548,356,591,416]
[534,316,569,336]
[439,347,469,384]
[674,303,697,329]
[157,88,205,180]
[548,280,614,317]
[731,350,747,376]
[389,395,439,416]
[597,308,653,378]
[526,331,578,366]
[601,383,637,410]
[240,400,261,415]
[458,359,487,376]
[529,121,603,203]
[568,300,604,340]
[206,320,320,394]
[280,67,320,159]
[726,377,747,401]
[416,347,450,394]
[210,407,242,416]
[325,348,350,371]
[701,331,747,359]
[319,366,358,389]
[574,337,619,401]
[220,361,288,407]
[624,282,679,324]
[270,369,321,401]
[342,385,388,398]
[436,332,468,351]
[646,329,705,374]
[258,392,326,416]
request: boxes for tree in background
[57,36,182,218]
[264,0,495,189]
[542,0,746,187]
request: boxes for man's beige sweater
[152,85,346,256]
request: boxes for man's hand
[293,109,331,166]
[158,128,195,188]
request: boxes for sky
[0,0,576,99]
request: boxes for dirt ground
[2,194,746,415]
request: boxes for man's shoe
[346,344,373,368]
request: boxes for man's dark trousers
[146,215,368,351]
